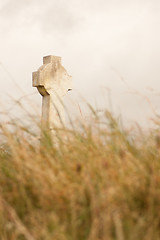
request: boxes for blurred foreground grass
[0,110,160,240]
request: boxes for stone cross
[32,55,72,134]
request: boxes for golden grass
[0,110,160,240]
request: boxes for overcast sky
[0,0,160,128]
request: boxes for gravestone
[32,55,72,135]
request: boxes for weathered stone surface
[32,55,72,132]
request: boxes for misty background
[0,0,160,128]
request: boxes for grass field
[0,109,160,240]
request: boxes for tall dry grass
[0,109,160,240]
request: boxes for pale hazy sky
[0,0,160,127]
